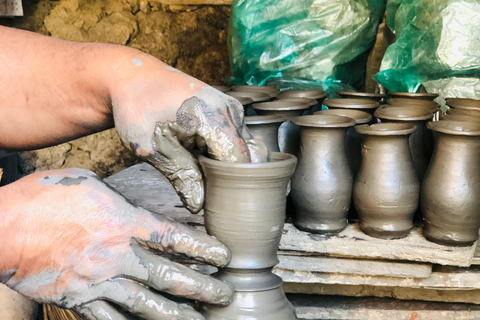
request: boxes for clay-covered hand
[0,169,233,320]
[109,51,267,214]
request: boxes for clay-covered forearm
[0,26,119,150]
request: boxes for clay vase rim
[387,98,439,107]
[291,114,356,128]
[355,123,417,136]
[212,85,231,93]
[388,92,439,100]
[427,120,480,136]
[313,109,372,124]
[232,85,280,98]
[374,106,433,121]
[230,96,254,106]
[276,97,318,107]
[252,100,310,112]
[278,89,328,100]
[245,115,287,125]
[440,113,480,123]
[323,98,379,110]
[445,98,480,110]
[227,91,271,103]
[199,152,297,174]
[336,91,385,100]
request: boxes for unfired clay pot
[336,91,385,102]
[445,98,480,110]
[290,115,356,234]
[213,85,231,93]
[388,92,439,101]
[440,113,480,123]
[314,109,372,177]
[421,121,480,246]
[233,85,280,99]
[353,123,420,239]
[277,90,328,113]
[387,98,440,114]
[446,107,480,117]
[245,115,286,152]
[323,98,379,115]
[228,91,270,116]
[375,106,432,180]
[199,152,297,319]
[252,101,311,155]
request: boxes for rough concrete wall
[2,0,231,177]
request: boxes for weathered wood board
[105,163,476,268]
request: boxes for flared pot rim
[387,98,440,107]
[232,85,280,98]
[336,91,385,99]
[427,120,480,136]
[227,91,270,103]
[374,106,433,121]
[388,92,439,100]
[355,123,417,136]
[313,109,372,124]
[212,85,231,93]
[245,115,287,125]
[276,97,318,107]
[277,89,328,100]
[291,114,356,128]
[199,152,297,172]
[445,98,480,110]
[252,100,310,112]
[323,98,379,110]
[439,114,480,123]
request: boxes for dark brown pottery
[445,98,480,111]
[375,106,432,181]
[213,85,231,93]
[314,109,372,177]
[353,123,420,239]
[446,107,480,117]
[336,91,385,102]
[440,113,480,122]
[252,101,311,155]
[199,152,297,319]
[245,115,286,152]
[233,85,280,99]
[291,115,356,234]
[388,92,439,101]
[323,98,379,115]
[421,121,480,246]
[277,90,328,113]
[387,98,440,114]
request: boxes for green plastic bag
[375,0,480,99]
[228,0,386,92]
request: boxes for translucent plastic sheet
[228,0,386,92]
[375,0,480,98]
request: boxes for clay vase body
[388,92,439,101]
[374,106,432,181]
[446,98,480,110]
[421,121,480,246]
[336,91,385,103]
[323,98,379,115]
[232,85,280,99]
[353,123,420,239]
[277,90,328,113]
[290,115,356,234]
[199,152,298,320]
[314,109,372,177]
[228,91,270,116]
[245,115,286,152]
[253,101,310,155]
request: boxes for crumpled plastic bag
[228,0,386,91]
[375,0,480,99]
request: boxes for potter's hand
[110,52,267,214]
[0,169,233,320]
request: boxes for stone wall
[1,0,232,177]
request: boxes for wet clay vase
[252,101,310,155]
[199,152,298,319]
[291,115,356,234]
[353,123,420,239]
[336,91,385,103]
[421,121,480,246]
[277,90,328,113]
[233,85,280,99]
[388,92,439,101]
[228,91,271,116]
[375,106,432,181]
[323,98,379,115]
[245,115,286,152]
[314,109,372,177]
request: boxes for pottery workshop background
[0,0,388,178]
